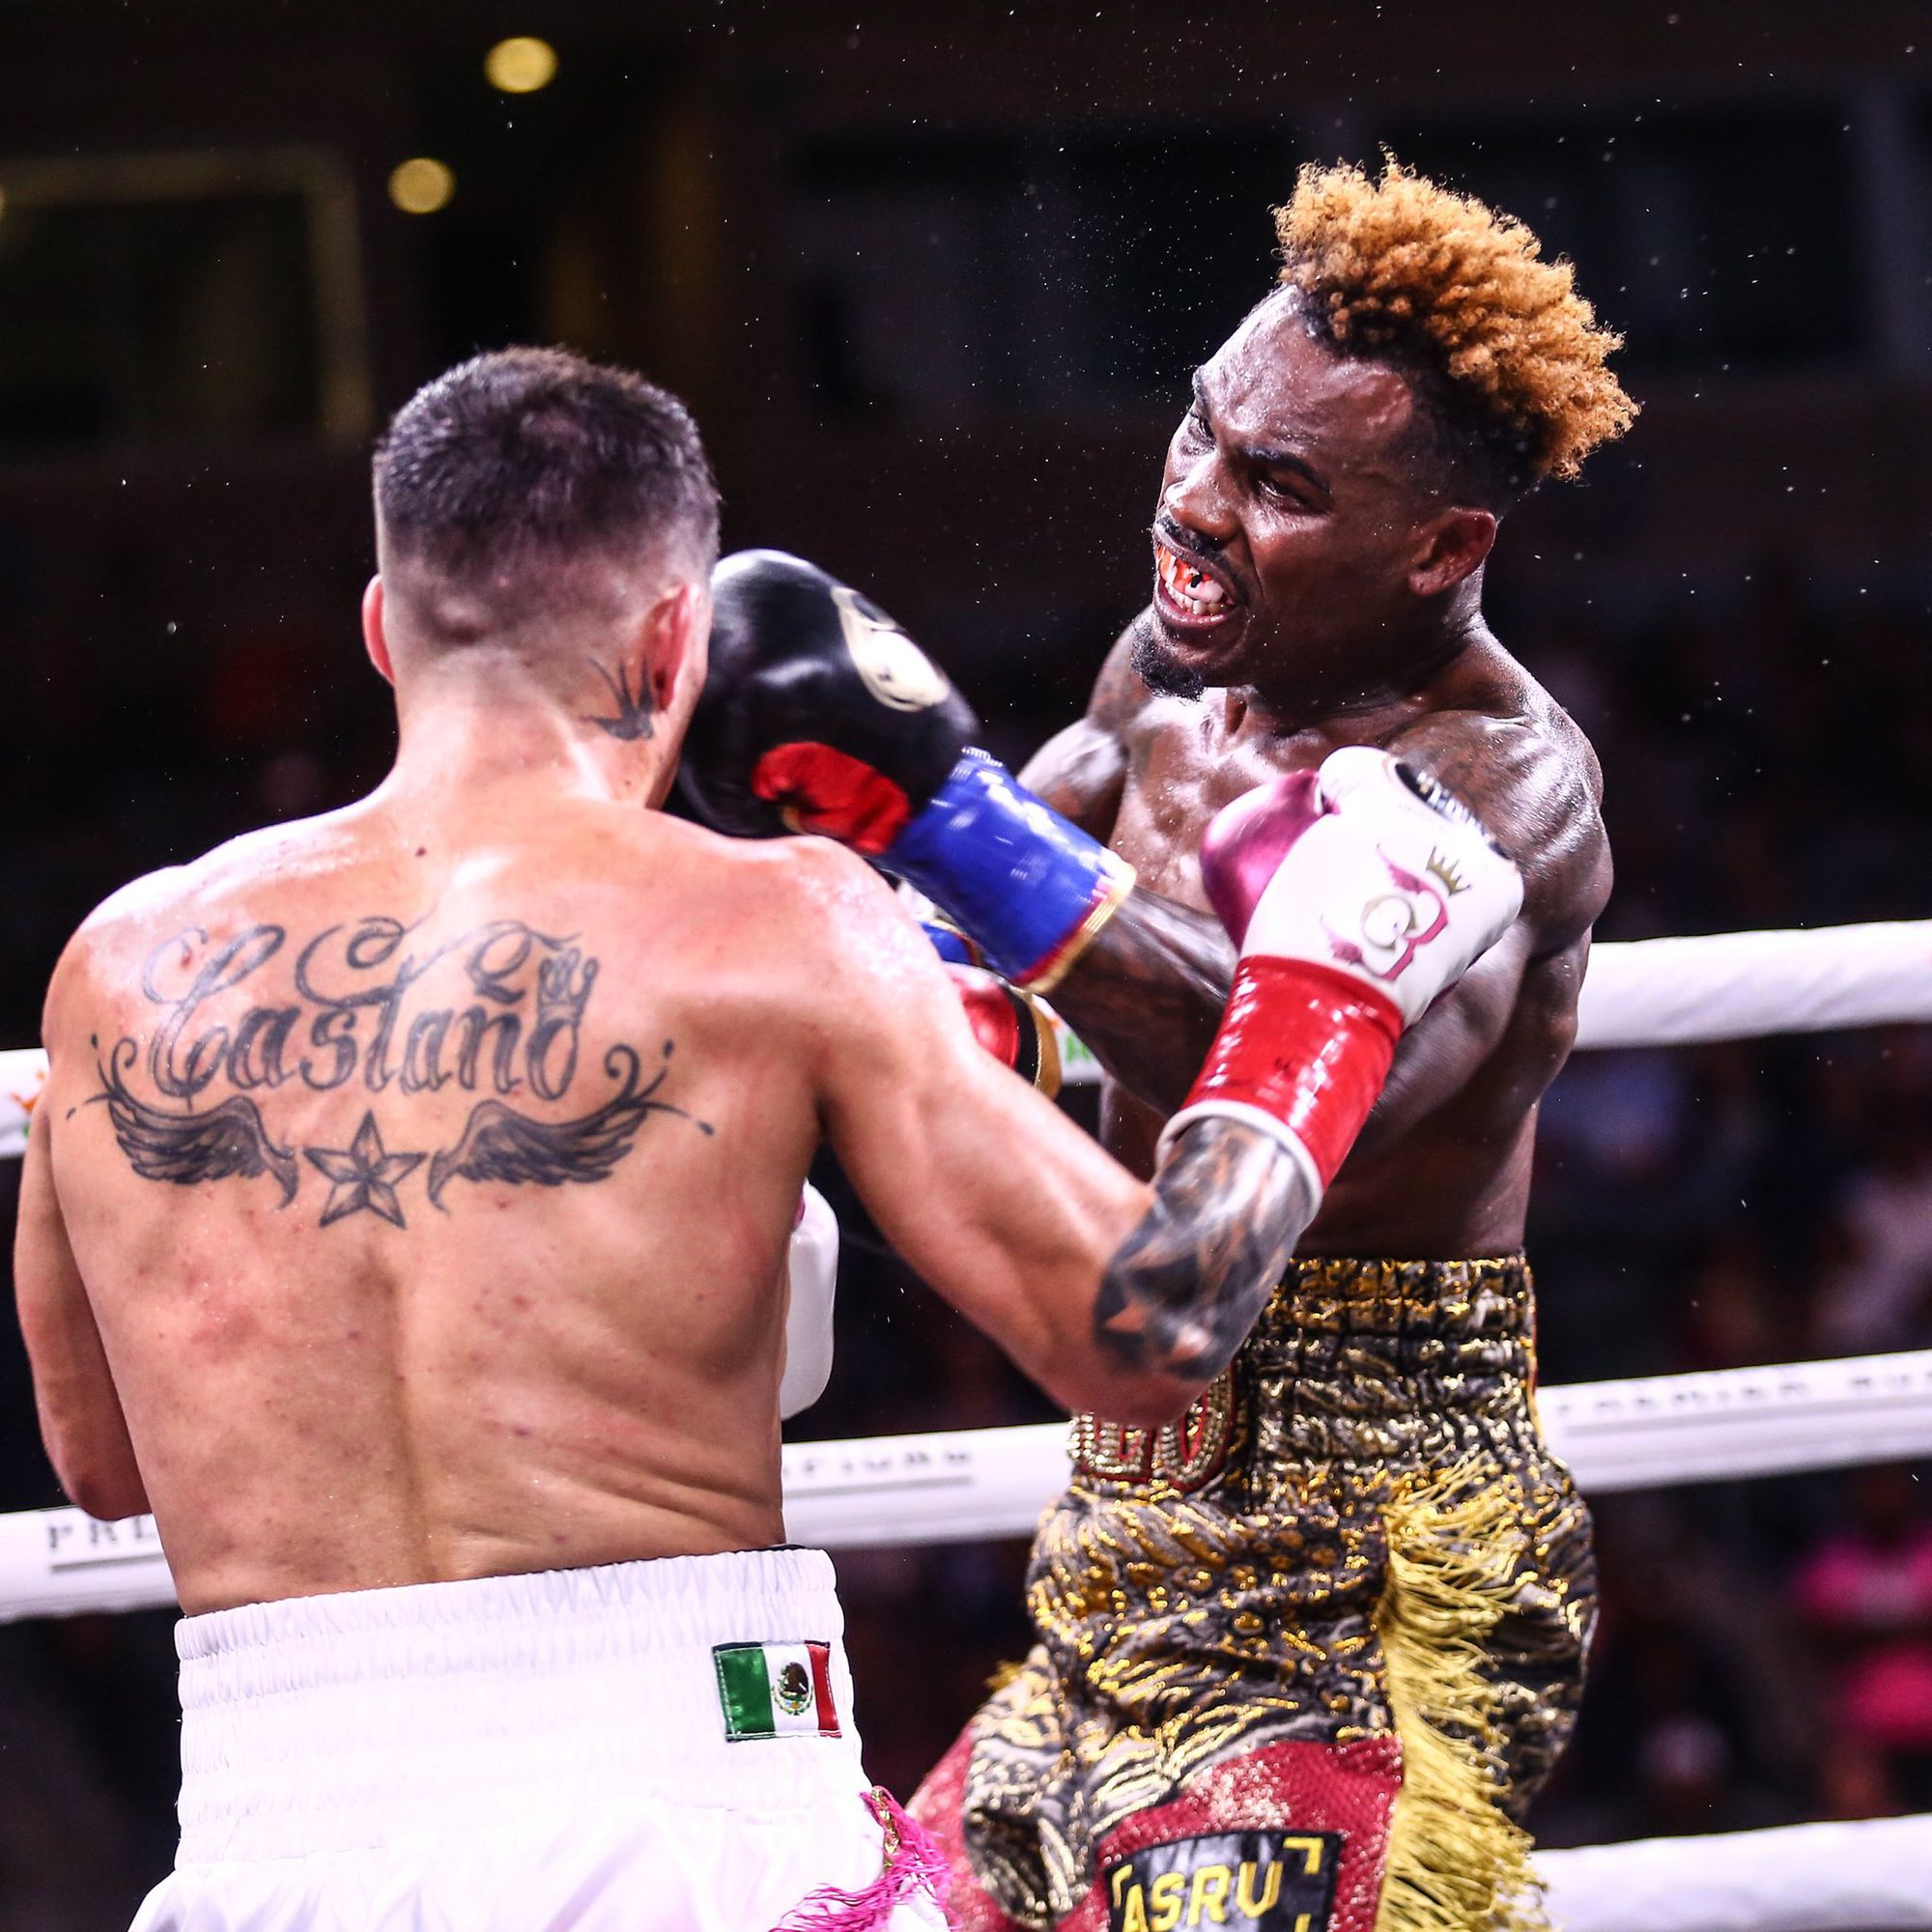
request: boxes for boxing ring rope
[4,918,1932,1924]
[1,1345,1928,1620]
[1051,919,1932,1084]
[1539,1816,1932,1932]
[3,922,1930,1144]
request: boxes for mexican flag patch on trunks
[713,1640,839,1741]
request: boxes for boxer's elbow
[42,1407,149,1522]
[61,1455,149,1525]
[1040,1342,1214,1433]
[1092,1369,1208,1432]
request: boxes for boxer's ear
[1406,506,1495,600]
[646,578,711,719]
[361,577,396,687]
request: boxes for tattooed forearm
[1093,1118,1314,1384]
[1050,890,1236,1118]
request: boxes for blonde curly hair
[1274,158,1636,499]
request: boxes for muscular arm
[14,1103,148,1520]
[1015,621,1143,835]
[1037,686,1607,1148]
[797,843,1313,1423]
[1020,620,1240,1108]
[1092,1117,1307,1379]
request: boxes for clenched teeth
[1156,541,1228,614]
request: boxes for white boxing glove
[1236,747,1523,1024]
[779,1181,838,1420]
[1159,747,1522,1199]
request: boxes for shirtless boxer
[681,163,1635,1932]
[14,346,1520,1931]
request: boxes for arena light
[387,157,456,216]
[485,36,557,94]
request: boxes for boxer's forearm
[1092,1118,1311,1397]
[1048,888,1236,1116]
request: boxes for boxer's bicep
[14,1112,147,1520]
[1358,707,1607,1151]
[803,862,1153,1415]
[1352,925,1532,1153]
[1017,718,1127,839]
[829,1027,1154,1417]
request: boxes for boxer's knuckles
[681,550,979,845]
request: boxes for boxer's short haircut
[374,347,720,601]
[1274,159,1637,510]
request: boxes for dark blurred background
[0,0,1930,1920]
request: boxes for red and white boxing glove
[1159,747,1523,1204]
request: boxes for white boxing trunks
[130,1547,945,1932]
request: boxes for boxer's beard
[1131,624,1208,701]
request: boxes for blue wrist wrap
[919,921,981,968]
[886,749,1133,990]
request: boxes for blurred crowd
[1,552,1930,1921]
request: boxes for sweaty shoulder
[651,824,944,1013]
[1018,611,1162,835]
[1388,653,1609,956]
[46,822,320,1029]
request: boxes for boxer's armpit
[1092,1118,1309,1388]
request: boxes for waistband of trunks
[1249,1253,1533,1345]
[172,1548,868,1865]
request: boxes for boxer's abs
[45,808,820,1611]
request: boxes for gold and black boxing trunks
[912,1255,1595,1932]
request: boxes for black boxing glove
[681,551,1133,991]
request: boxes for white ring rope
[1537,1815,1932,1931]
[2,1346,1927,1623]
[1571,920,1932,1051]
[3,921,1929,1129]
[1054,921,1932,1083]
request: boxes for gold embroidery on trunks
[959,1255,1596,1932]
[1073,1368,1235,1492]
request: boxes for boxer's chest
[1109,695,1350,904]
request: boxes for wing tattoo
[93,1038,300,1205]
[427,1041,712,1208]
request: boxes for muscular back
[38,800,843,1608]
[29,783,1166,1613]
[1029,611,1611,1256]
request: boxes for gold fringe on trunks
[1375,1464,1544,1932]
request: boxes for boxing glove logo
[832,585,952,713]
[1323,851,1462,982]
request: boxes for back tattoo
[88,917,712,1230]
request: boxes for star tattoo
[303,1113,425,1229]
[582,659,655,741]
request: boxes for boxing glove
[780,1182,838,1419]
[947,962,1062,1097]
[1159,748,1523,1203]
[681,551,1132,991]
